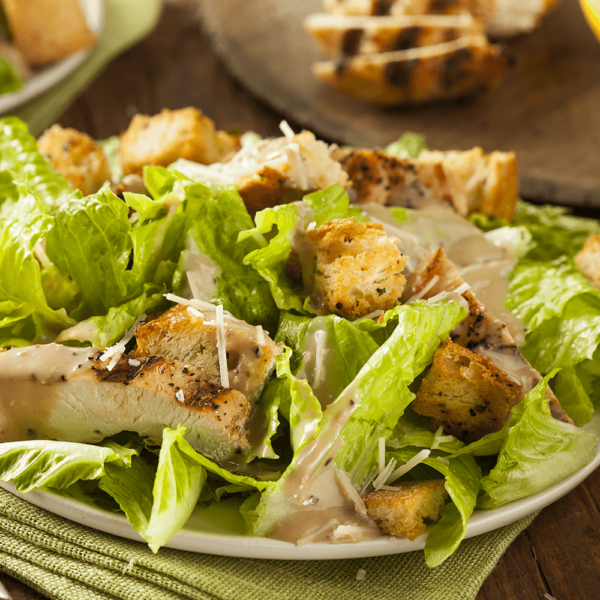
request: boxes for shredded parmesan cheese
[359,470,377,495]
[128,359,141,367]
[279,120,295,140]
[378,437,386,474]
[296,519,339,547]
[431,426,445,450]
[176,389,185,403]
[452,282,471,295]
[187,306,203,318]
[356,569,367,581]
[544,595,556,600]
[100,313,147,371]
[406,275,439,303]
[426,290,448,304]
[306,220,317,231]
[387,450,431,485]
[256,325,265,347]
[372,458,397,491]
[216,304,229,388]
[173,180,186,201]
[334,469,367,516]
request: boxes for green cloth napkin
[0,488,535,600]
[9,0,162,136]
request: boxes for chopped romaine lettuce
[479,372,598,509]
[0,55,22,95]
[383,133,428,159]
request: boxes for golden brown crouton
[303,218,409,319]
[403,247,573,426]
[119,108,240,176]
[574,234,600,289]
[237,166,304,215]
[364,480,447,540]
[414,339,521,442]
[134,304,282,402]
[4,0,96,67]
[38,125,112,196]
[335,145,517,220]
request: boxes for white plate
[0,0,104,115]
[3,411,599,560]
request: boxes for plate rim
[3,414,599,561]
[0,0,105,115]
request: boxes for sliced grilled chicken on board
[304,12,483,56]
[313,35,506,106]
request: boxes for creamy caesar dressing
[180,234,220,303]
[0,344,98,442]
[270,468,380,545]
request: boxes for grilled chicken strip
[304,13,482,56]
[0,344,251,463]
[403,248,573,424]
[313,35,506,107]
[134,304,282,402]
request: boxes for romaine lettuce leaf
[0,117,79,212]
[247,299,467,536]
[171,178,279,331]
[383,132,428,158]
[471,201,600,261]
[0,439,134,493]
[479,371,598,509]
[98,137,122,183]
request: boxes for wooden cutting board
[197,0,600,207]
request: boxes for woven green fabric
[0,488,534,600]
[9,0,161,136]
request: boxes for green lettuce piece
[238,184,354,313]
[247,299,467,536]
[98,137,122,183]
[55,283,166,349]
[0,55,22,95]
[471,200,600,261]
[142,426,207,552]
[172,178,278,331]
[0,194,77,346]
[0,440,134,493]
[480,371,599,509]
[422,453,481,567]
[383,133,428,159]
[0,116,78,212]
[551,367,595,426]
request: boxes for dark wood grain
[5,1,599,599]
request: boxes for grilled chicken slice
[305,13,482,56]
[323,0,494,21]
[403,248,573,425]
[134,304,282,402]
[334,146,518,220]
[0,344,251,463]
[313,35,506,107]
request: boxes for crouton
[37,125,112,196]
[414,339,521,441]
[300,218,409,319]
[119,108,240,176]
[335,145,517,220]
[134,304,282,402]
[3,0,96,67]
[236,166,304,214]
[404,247,573,426]
[364,479,447,540]
[574,234,600,289]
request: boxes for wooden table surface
[2,1,600,598]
